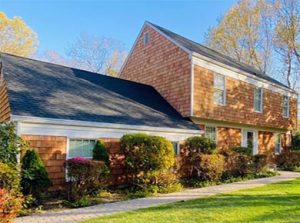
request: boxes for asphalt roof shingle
[0,53,199,130]
[148,22,291,89]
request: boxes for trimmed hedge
[276,150,300,170]
[184,136,216,154]
[198,154,224,181]
[120,133,175,188]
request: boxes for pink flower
[68,156,90,164]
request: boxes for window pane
[68,139,95,158]
[275,134,281,154]
[214,74,225,89]
[247,132,254,149]
[283,96,289,117]
[172,142,179,155]
[214,89,224,105]
[205,126,216,142]
[254,89,262,112]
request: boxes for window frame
[253,88,263,113]
[171,141,180,155]
[242,129,258,155]
[205,126,217,143]
[282,95,290,118]
[67,138,97,160]
[275,133,282,155]
[213,73,226,106]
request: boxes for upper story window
[143,32,150,45]
[205,126,217,143]
[254,88,263,112]
[213,73,226,105]
[283,96,289,118]
[68,139,96,159]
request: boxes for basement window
[68,139,96,159]
[144,32,150,45]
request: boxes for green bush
[220,149,253,178]
[0,188,23,223]
[253,154,268,173]
[198,154,225,181]
[21,150,52,196]
[231,146,253,156]
[93,140,109,164]
[0,162,20,192]
[65,157,109,201]
[120,133,175,189]
[0,122,24,165]
[276,150,300,170]
[291,132,300,151]
[184,136,216,154]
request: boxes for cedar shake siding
[217,127,241,150]
[193,65,297,131]
[0,80,10,122]
[120,25,192,117]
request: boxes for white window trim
[242,129,258,155]
[275,133,282,155]
[254,88,263,113]
[213,73,226,106]
[205,125,217,143]
[172,142,181,155]
[283,96,290,118]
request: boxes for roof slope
[0,53,198,130]
[148,22,290,89]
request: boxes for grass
[82,178,300,223]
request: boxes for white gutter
[11,115,202,135]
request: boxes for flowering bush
[0,188,23,223]
[65,157,109,201]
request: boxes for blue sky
[0,0,235,57]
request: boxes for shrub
[0,188,23,223]
[276,150,300,170]
[65,157,109,201]
[184,136,216,154]
[231,146,253,156]
[291,132,300,151]
[197,154,225,181]
[253,154,268,173]
[93,140,109,164]
[21,150,52,196]
[0,162,20,192]
[179,136,217,178]
[0,122,24,165]
[220,149,253,178]
[120,133,175,188]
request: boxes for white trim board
[192,56,297,98]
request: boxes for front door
[242,130,258,155]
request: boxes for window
[242,130,258,155]
[172,142,180,155]
[205,126,216,142]
[68,139,96,159]
[214,73,226,105]
[283,96,289,117]
[254,88,263,112]
[275,134,282,154]
[144,32,150,45]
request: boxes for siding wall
[0,80,10,122]
[120,25,192,117]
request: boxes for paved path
[15,171,300,223]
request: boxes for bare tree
[67,33,127,75]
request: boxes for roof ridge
[147,22,266,76]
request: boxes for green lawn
[82,179,300,223]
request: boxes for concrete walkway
[15,171,300,223]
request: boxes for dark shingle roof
[0,53,199,130]
[148,22,291,89]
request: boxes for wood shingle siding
[0,80,11,122]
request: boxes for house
[120,22,298,156]
[0,53,201,188]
